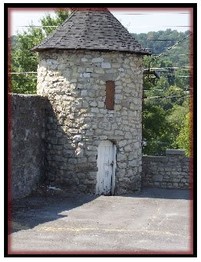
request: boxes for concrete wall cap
[166,149,185,155]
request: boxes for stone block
[101,62,111,68]
[81,57,88,62]
[115,94,123,100]
[118,140,127,148]
[115,130,124,136]
[153,174,163,182]
[92,57,104,63]
[81,90,88,96]
[117,153,126,162]
[90,101,97,107]
[98,101,104,108]
[125,132,132,139]
[83,73,91,78]
[91,107,99,113]
[95,68,104,74]
[129,160,138,167]
[124,144,132,152]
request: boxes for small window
[105,80,115,110]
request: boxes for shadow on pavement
[10,187,190,234]
[10,188,97,234]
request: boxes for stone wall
[10,94,47,199]
[37,50,144,194]
[142,150,190,189]
[10,93,191,197]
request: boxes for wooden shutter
[105,81,115,110]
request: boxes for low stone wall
[142,149,190,189]
[10,94,47,199]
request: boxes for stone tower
[33,8,149,195]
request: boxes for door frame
[111,144,116,195]
[96,140,116,195]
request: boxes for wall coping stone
[166,149,185,155]
[10,93,47,98]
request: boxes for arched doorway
[96,140,116,195]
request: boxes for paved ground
[8,187,192,255]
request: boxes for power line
[18,25,58,28]
[153,32,192,59]
[17,25,191,29]
[143,94,190,100]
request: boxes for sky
[9,8,191,36]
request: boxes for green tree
[142,102,173,155]
[11,28,44,93]
[142,41,190,155]
[175,112,191,156]
[11,10,71,94]
[167,99,189,145]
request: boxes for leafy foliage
[142,103,173,155]
[139,29,191,155]
[167,100,189,140]
[11,10,71,94]
[11,28,44,93]
[175,112,191,156]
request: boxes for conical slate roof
[32,8,150,55]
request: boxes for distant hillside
[132,29,191,67]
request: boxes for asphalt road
[8,188,192,255]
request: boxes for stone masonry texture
[142,150,191,189]
[10,94,47,199]
[37,50,144,194]
[10,94,191,199]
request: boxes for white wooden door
[96,140,116,195]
